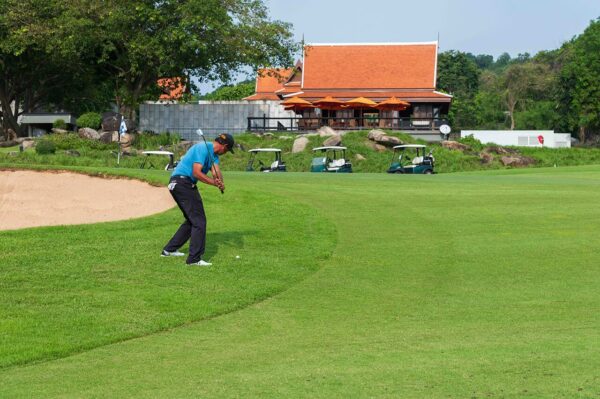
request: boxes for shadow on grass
[203,229,258,260]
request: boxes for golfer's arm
[192,163,217,186]
[211,163,223,182]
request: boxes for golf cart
[387,144,435,174]
[246,148,287,172]
[311,146,353,173]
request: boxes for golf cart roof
[392,144,427,149]
[248,148,282,153]
[312,146,347,151]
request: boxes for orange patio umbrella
[312,96,346,110]
[282,96,315,116]
[375,96,410,111]
[345,96,378,125]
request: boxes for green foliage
[34,139,56,154]
[557,18,600,141]
[133,132,181,149]
[52,119,67,130]
[514,100,560,130]
[44,133,114,151]
[437,50,480,98]
[457,134,484,151]
[76,112,102,130]
[202,81,255,101]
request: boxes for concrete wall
[139,100,295,140]
[461,130,571,148]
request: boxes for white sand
[0,170,174,231]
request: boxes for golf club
[196,129,224,194]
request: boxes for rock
[279,135,293,140]
[367,129,386,141]
[323,134,342,147]
[441,140,471,151]
[65,150,81,157]
[51,128,69,134]
[317,126,337,137]
[292,136,309,153]
[20,140,35,150]
[479,152,494,165]
[365,141,387,152]
[376,135,402,147]
[15,137,30,144]
[120,133,134,154]
[7,128,17,141]
[355,154,366,161]
[99,131,114,144]
[101,112,120,131]
[484,145,516,155]
[0,140,18,148]
[78,127,100,140]
[501,155,536,167]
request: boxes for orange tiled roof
[243,68,293,100]
[285,90,452,102]
[158,77,186,100]
[302,43,438,90]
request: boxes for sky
[199,0,600,93]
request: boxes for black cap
[216,133,235,153]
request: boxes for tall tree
[0,0,107,137]
[498,62,554,130]
[97,0,297,120]
[557,18,600,142]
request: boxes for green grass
[1,166,600,397]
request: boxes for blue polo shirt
[171,143,220,183]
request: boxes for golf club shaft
[199,132,224,194]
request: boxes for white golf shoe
[187,260,212,267]
[161,250,185,257]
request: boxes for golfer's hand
[214,178,225,192]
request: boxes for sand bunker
[0,170,174,231]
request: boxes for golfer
[161,133,235,266]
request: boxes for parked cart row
[245,145,436,174]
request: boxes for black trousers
[163,176,207,263]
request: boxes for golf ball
[236,255,240,259]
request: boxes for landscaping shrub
[45,133,115,151]
[133,132,181,149]
[53,119,67,130]
[458,134,484,151]
[35,139,56,155]
[76,112,102,130]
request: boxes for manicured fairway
[1,166,600,398]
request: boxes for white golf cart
[246,148,287,172]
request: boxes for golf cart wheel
[394,170,404,174]
[424,169,433,175]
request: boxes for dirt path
[0,170,173,231]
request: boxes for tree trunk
[579,126,586,143]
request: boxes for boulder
[441,140,471,151]
[317,126,337,137]
[292,136,309,153]
[484,145,516,155]
[20,140,35,150]
[0,140,18,148]
[323,134,342,147]
[365,141,387,152]
[99,131,114,144]
[7,128,17,141]
[355,153,366,161]
[367,129,386,141]
[101,112,120,131]
[501,155,536,167]
[479,152,494,165]
[375,135,402,147]
[78,127,100,140]
[119,133,134,154]
[51,128,69,134]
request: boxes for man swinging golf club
[161,132,235,266]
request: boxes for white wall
[461,130,571,148]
